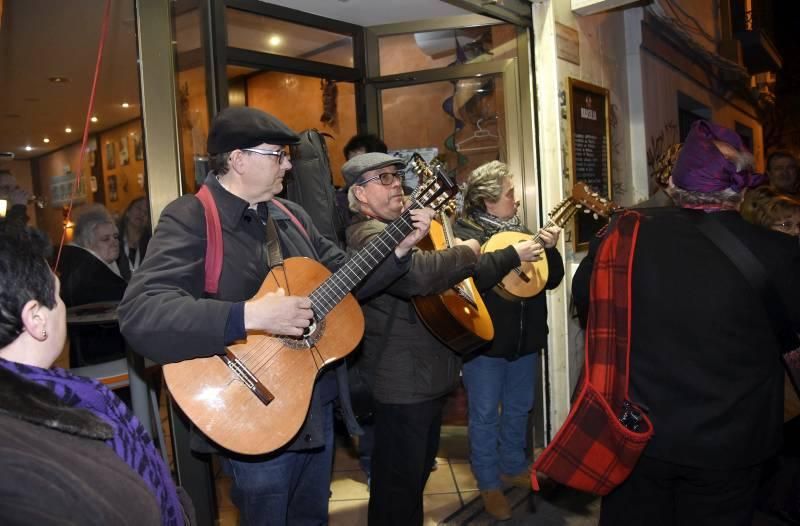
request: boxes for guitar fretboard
[308,199,422,319]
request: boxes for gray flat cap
[342,152,406,188]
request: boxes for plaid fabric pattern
[532,210,654,496]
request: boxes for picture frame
[132,133,144,161]
[105,142,116,171]
[567,78,612,251]
[119,137,129,166]
[108,175,118,202]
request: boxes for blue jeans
[462,353,538,490]
[222,403,334,526]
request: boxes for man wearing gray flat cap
[343,152,481,525]
[120,107,434,525]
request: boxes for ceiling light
[65,127,72,133]
[91,116,98,123]
[48,76,69,84]
[43,138,50,144]
[268,35,282,47]
[24,145,32,151]
[122,102,130,108]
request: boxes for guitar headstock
[569,182,618,220]
[409,156,457,212]
[548,183,618,227]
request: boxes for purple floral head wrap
[671,120,765,193]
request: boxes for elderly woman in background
[453,160,564,520]
[58,204,128,365]
[740,185,800,237]
[116,197,151,281]
[0,228,190,525]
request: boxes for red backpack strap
[195,185,223,295]
[270,199,311,241]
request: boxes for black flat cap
[207,107,300,154]
[342,152,406,188]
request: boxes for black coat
[573,207,800,469]
[453,218,564,360]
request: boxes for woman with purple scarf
[0,228,190,525]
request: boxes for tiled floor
[211,425,479,526]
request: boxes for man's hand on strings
[244,287,314,337]
[394,207,435,258]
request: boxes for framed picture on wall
[105,142,116,171]
[119,138,129,166]
[567,78,612,251]
[108,175,118,202]
[132,133,143,161]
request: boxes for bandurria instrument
[483,183,617,300]
[408,154,494,354]
[163,170,458,455]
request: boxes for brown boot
[481,489,512,521]
[500,470,532,490]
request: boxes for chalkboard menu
[568,78,612,250]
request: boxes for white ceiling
[262,0,476,27]
[0,0,484,161]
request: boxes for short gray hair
[462,161,510,213]
[73,204,114,248]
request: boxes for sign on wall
[568,78,612,250]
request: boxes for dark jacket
[117,228,151,281]
[454,218,564,360]
[346,214,478,404]
[0,368,161,525]
[572,207,800,469]
[119,174,410,453]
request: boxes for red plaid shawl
[532,210,654,496]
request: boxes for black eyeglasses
[242,148,289,164]
[357,171,405,186]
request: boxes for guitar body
[413,219,494,353]
[163,257,365,455]
[482,231,549,300]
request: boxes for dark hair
[343,134,388,159]
[0,227,56,348]
[766,151,795,171]
[118,197,149,239]
[208,151,232,175]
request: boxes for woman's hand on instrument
[244,287,314,337]
[538,226,561,249]
[454,238,480,257]
[395,207,435,258]
[514,240,544,262]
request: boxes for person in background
[0,227,190,526]
[765,151,800,197]
[343,152,479,526]
[454,160,563,520]
[117,196,151,281]
[343,134,388,160]
[740,185,800,238]
[572,120,800,525]
[58,204,128,366]
[119,107,432,526]
[0,170,32,229]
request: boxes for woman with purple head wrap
[668,120,766,209]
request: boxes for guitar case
[286,129,346,248]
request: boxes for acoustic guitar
[408,155,494,354]
[163,171,458,455]
[482,183,617,301]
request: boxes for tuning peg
[583,209,590,214]
[575,204,583,208]
[593,213,599,220]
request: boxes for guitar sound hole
[281,318,325,350]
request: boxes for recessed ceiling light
[43,138,50,144]
[268,35,282,47]
[48,76,69,84]
[24,146,32,151]
[121,102,130,108]
[91,116,98,123]
[65,127,72,133]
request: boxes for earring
[41,329,47,340]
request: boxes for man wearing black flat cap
[343,152,480,525]
[119,107,433,525]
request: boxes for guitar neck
[309,199,422,319]
[439,210,456,248]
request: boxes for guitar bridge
[221,350,275,406]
